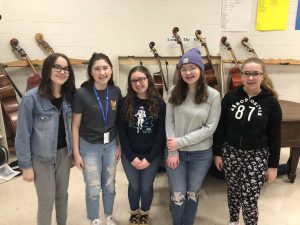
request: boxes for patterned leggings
[223,143,269,225]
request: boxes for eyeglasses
[241,71,263,78]
[130,77,147,85]
[52,64,70,74]
[180,66,198,74]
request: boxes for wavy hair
[122,66,160,123]
[241,57,278,99]
[168,67,208,105]
[38,53,76,102]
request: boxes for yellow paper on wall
[256,0,289,30]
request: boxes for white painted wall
[0,0,299,102]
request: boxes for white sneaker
[90,218,101,225]
[227,222,239,225]
[106,215,117,225]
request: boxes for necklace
[57,104,63,115]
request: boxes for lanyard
[93,85,110,128]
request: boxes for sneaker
[139,210,149,225]
[227,222,239,225]
[129,210,140,225]
[106,215,117,225]
[90,219,101,225]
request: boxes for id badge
[104,132,110,144]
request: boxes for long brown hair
[38,53,75,102]
[241,57,278,99]
[122,66,160,123]
[168,66,208,105]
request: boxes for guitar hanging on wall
[195,30,218,87]
[149,41,168,97]
[10,38,41,90]
[221,36,242,90]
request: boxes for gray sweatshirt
[166,86,221,157]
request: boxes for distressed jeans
[121,155,160,212]
[166,149,213,225]
[79,138,117,220]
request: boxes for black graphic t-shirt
[117,97,166,163]
[213,86,282,168]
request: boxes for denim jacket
[15,88,73,169]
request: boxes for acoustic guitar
[195,30,218,87]
[149,41,168,97]
[221,36,242,90]
[10,38,41,90]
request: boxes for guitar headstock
[172,27,182,44]
[35,33,54,54]
[149,41,158,57]
[195,30,207,47]
[221,36,232,50]
[10,38,27,57]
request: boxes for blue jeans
[121,155,160,212]
[166,149,213,225]
[79,138,117,220]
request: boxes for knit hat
[178,48,204,71]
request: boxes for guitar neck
[155,55,168,92]
[179,44,184,56]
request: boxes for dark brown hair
[168,66,208,105]
[38,53,75,102]
[122,65,160,123]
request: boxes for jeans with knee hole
[79,138,117,220]
[166,149,213,225]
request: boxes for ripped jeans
[166,149,213,225]
[80,138,117,220]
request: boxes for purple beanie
[178,48,204,71]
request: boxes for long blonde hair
[241,57,278,99]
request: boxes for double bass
[10,38,41,90]
[149,42,168,97]
[221,36,242,90]
[195,30,218,87]
[241,37,258,58]
[0,63,22,150]
[172,27,184,84]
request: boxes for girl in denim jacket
[15,53,76,225]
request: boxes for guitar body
[228,66,242,90]
[204,63,217,86]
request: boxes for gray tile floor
[1,149,299,225]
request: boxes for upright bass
[10,38,41,90]
[195,30,218,87]
[221,36,242,90]
[172,27,184,84]
[149,41,168,97]
[241,37,258,58]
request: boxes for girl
[166,48,221,225]
[15,53,76,225]
[213,57,282,225]
[117,66,166,225]
[72,53,122,225]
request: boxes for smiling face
[241,62,264,96]
[130,71,149,99]
[180,63,201,89]
[50,56,70,88]
[91,59,112,89]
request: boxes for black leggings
[223,143,269,225]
